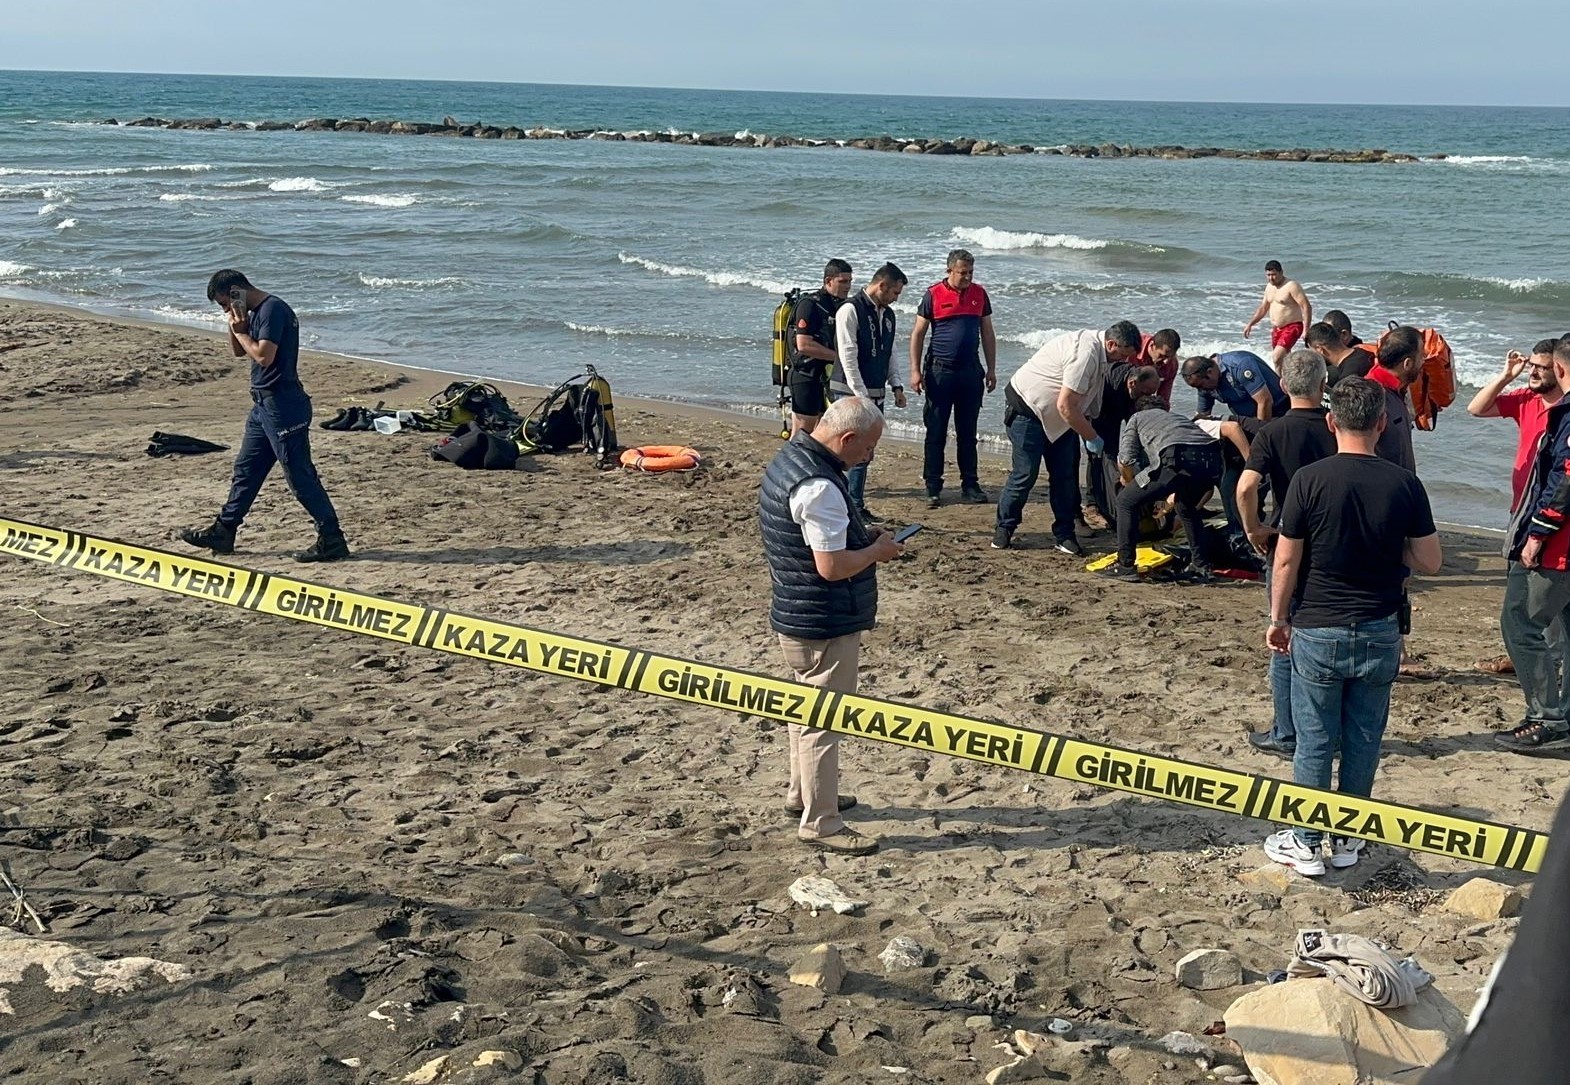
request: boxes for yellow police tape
[0,515,1547,874]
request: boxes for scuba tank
[771,288,802,439]
[584,364,618,458]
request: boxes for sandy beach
[0,298,1562,1084]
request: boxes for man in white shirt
[759,397,904,855]
[831,263,908,521]
[994,321,1142,555]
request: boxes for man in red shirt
[1469,340,1564,509]
[909,249,997,508]
[1469,339,1564,712]
[1131,328,1183,407]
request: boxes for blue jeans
[1264,561,1295,746]
[996,409,1080,542]
[833,391,884,509]
[1289,614,1401,847]
[219,386,341,535]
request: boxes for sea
[1,70,1561,528]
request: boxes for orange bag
[1372,323,1455,431]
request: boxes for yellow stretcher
[1084,546,1177,575]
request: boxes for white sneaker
[1329,836,1365,869]
[1263,829,1326,876]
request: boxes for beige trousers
[777,632,861,838]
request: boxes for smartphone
[892,523,923,544]
[229,286,247,319]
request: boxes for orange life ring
[619,445,702,472]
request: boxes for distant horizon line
[3,67,1568,112]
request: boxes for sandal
[1494,720,1570,755]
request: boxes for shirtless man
[1243,260,1312,371]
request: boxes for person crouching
[759,396,904,856]
[1100,395,1224,582]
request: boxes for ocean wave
[1372,270,1570,307]
[617,252,792,295]
[560,320,752,346]
[152,304,227,326]
[1438,155,1533,165]
[216,177,270,188]
[0,260,30,278]
[37,202,61,215]
[269,176,335,193]
[357,273,465,288]
[1004,329,1072,352]
[157,192,221,202]
[0,163,213,177]
[952,226,1111,251]
[341,193,419,208]
[1429,154,1567,175]
[55,218,78,230]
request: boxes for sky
[6,0,1570,107]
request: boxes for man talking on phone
[759,396,904,856]
[179,269,349,562]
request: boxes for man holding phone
[760,396,904,856]
[179,269,349,562]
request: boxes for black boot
[295,533,350,563]
[179,520,235,555]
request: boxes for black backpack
[518,368,619,467]
[427,381,524,433]
[430,422,521,470]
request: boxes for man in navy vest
[760,397,904,855]
[909,249,997,508]
[831,262,908,521]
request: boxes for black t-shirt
[790,289,839,371]
[1374,386,1416,473]
[1092,362,1141,441]
[1327,346,1377,386]
[1244,407,1337,526]
[1279,453,1435,628]
[249,294,301,390]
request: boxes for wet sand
[0,299,1558,1084]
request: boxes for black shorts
[789,370,828,416]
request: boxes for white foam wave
[564,321,687,339]
[341,193,419,208]
[268,176,334,193]
[158,192,219,202]
[1440,155,1533,165]
[1004,329,1073,352]
[152,304,226,326]
[617,252,791,295]
[37,202,60,215]
[216,178,270,188]
[0,260,30,278]
[1477,276,1552,293]
[357,273,464,288]
[55,218,77,230]
[0,163,213,177]
[952,226,1112,252]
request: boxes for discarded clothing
[1286,929,1433,1009]
[146,431,229,457]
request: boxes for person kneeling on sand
[180,269,349,562]
[759,396,904,856]
[1099,395,1224,582]
[1263,377,1441,877]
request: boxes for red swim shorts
[1272,322,1304,350]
